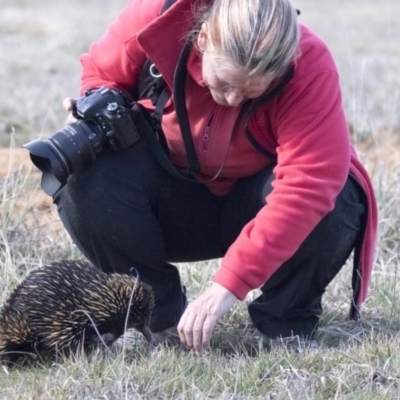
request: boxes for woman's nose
[224,89,245,107]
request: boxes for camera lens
[23,119,106,196]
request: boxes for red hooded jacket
[79,0,378,308]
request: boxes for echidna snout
[125,281,155,345]
[104,271,155,344]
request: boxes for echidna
[0,260,154,365]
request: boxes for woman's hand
[177,282,238,355]
[63,97,78,124]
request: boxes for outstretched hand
[177,282,238,355]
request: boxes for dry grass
[1,0,400,398]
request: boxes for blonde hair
[197,0,299,77]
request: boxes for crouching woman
[55,0,377,354]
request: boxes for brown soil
[1,147,63,236]
[0,147,52,208]
[0,148,31,178]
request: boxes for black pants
[54,141,366,339]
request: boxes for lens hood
[22,139,69,196]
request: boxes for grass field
[1,0,400,398]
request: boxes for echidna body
[0,260,154,364]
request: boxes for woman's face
[201,52,276,107]
[197,24,276,107]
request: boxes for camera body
[23,87,142,196]
[73,87,141,152]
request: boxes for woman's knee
[57,144,164,207]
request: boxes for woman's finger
[191,312,208,354]
[178,309,197,349]
[201,316,217,352]
[62,97,76,111]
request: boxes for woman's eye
[220,87,233,94]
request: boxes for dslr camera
[23,87,142,196]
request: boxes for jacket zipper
[202,116,213,154]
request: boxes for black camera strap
[136,6,297,183]
[131,100,201,182]
[138,35,234,183]
[134,0,296,183]
[171,34,201,179]
[137,35,295,183]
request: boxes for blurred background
[1,0,399,148]
[295,0,400,141]
[0,0,127,146]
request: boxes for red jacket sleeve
[214,66,351,300]
[79,0,165,95]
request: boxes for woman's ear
[197,23,208,52]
